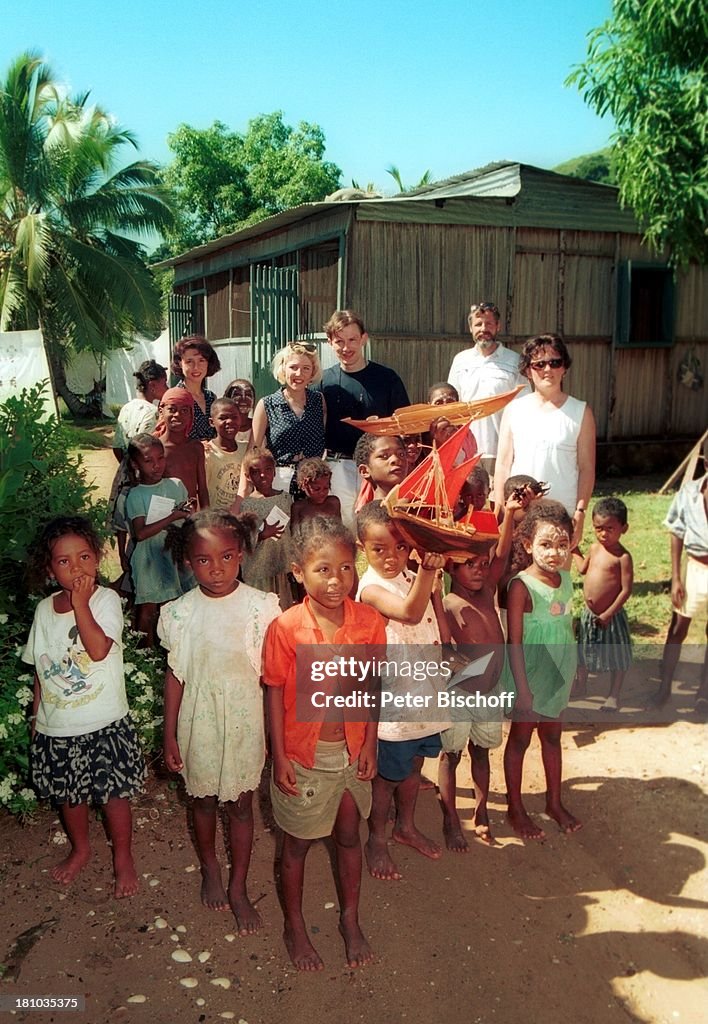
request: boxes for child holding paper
[239,447,294,608]
[124,433,191,645]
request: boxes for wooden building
[159,162,707,467]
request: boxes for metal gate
[250,263,299,399]
[168,293,193,347]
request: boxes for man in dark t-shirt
[319,310,409,528]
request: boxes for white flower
[124,663,137,675]
[6,713,23,726]
[15,687,32,707]
[17,673,32,683]
[0,613,8,624]
[19,788,36,802]
[0,724,8,740]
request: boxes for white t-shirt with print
[22,587,127,737]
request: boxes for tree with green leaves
[161,112,341,254]
[0,52,175,414]
[567,0,708,266]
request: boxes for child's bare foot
[473,809,495,845]
[113,852,139,899]
[644,686,671,710]
[200,864,229,911]
[392,825,442,860]
[546,802,582,834]
[507,805,545,840]
[339,914,374,968]
[229,891,262,935]
[365,836,402,880]
[50,848,91,885]
[443,818,469,853]
[284,925,324,971]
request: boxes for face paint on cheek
[530,524,570,570]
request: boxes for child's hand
[504,492,525,514]
[420,551,446,572]
[273,755,299,796]
[594,612,611,629]
[163,738,183,772]
[69,574,95,608]
[356,748,377,782]
[260,521,285,541]
[671,578,686,609]
[513,692,535,719]
[432,568,445,595]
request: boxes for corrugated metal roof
[155,161,635,269]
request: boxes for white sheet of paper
[145,494,176,526]
[447,650,495,689]
[262,505,290,530]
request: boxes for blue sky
[3,0,614,190]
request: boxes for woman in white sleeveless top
[494,334,596,544]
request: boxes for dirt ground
[1,449,706,1024]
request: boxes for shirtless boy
[291,458,342,531]
[157,388,209,509]
[575,497,633,709]
[438,492,520,848]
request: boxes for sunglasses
[469,302,500,318]
[529,358,564,371]
[288,341,317,353]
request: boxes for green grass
[62,421,114,449]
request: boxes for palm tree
[0,52,176,414]
[386,165,433,194]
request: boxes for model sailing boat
[341,384,525,435]
[383,424,500,561]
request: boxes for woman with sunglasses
[494,334,596,545]
[247,342,326,494]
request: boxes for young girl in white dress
[159,510,280,933]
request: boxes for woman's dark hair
[290,515,356,566]
[133,359,167,394]
[519,333,572,377]
[31,515,102,585]
[516,499,573,545]
[171,335,221,379]
[165,509,256,568]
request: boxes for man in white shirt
[447,302,528,477]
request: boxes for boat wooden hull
[387,507,499,561]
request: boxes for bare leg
[603,670,626,709]
[192,796,229,910]
[366,774,401,880]
[438,751,468,852]
[649,612,691,707]
[134,602,159,648]
[696,623,708,704]
[224,792,260,934]
[333,791,373,968]
[103,797,139,898]
[539,721,582,833]
[280,834,323,971]
[51,802,91,884]
[572,665,588,698]
[470,744,494,843]
[392,756,442,860]
[504,722,545,839]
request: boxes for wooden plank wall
[349,219,707,441]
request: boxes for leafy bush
[0,383,110,616]
[0,384,164,819]
[0,609,164,820]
